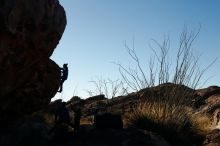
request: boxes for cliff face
[0,0,66,124]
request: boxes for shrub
[116,26,216,92]
[124,100,212,146]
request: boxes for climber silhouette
[55,102,70,125]
[49,102,71,134]
[58,63,68,93]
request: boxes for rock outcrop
[204,129,220,146]
[196,86,220,127]
[0,0,66,124]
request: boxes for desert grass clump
[124,100,212,146]
[190,112,213,136]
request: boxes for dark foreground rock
[72,128,169,146]
[94,113,123,129]
[0,0,66,125]
[0,118,169,146]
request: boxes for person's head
[63,63,68,68]
[61,102,66,108]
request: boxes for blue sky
[51,0,220,101]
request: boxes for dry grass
[80,116,94,125]
[190,112,213,135]
[124,100,212,145]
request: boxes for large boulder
[0,0,66,124]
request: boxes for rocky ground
[1,83,220,146]
[66,83,220,146]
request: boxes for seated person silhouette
[73,107,82,135]
[55,102,70,125]
[58,63,68,93]
[49,102,71,134]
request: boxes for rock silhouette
[0,0,66,125]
